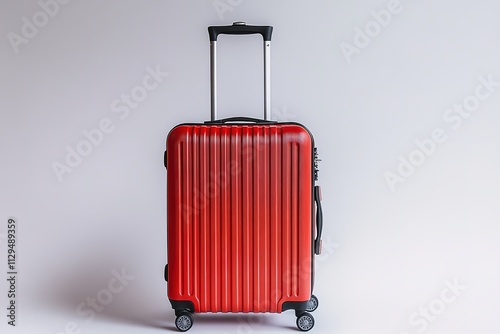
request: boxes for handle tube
[264,40,271,120]
[210,41,217,121]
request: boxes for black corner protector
[282,301,309,313]
[170,300,195,314]
[164,264,168,282]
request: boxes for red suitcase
[164,23,323,332]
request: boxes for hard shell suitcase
[164,23,323,332]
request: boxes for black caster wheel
[306,294,319,312]
[175,311,193,332]
[296,312,315,331]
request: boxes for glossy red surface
[167,124,313,313]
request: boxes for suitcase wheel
[296,312,315,332]
[175,311,194,332]
[306,294,319,312]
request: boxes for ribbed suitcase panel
[167,124,313,313]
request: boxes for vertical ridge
[291,142,299,297]
[253,126,260,312]
[177,140,184,297]
[221,127,230,312]
[264,126,270,311]
[282,137,291,298]
[186,128,192,298]
[269,126,281,312]
[230,127,242,311]
[200,127,210,312]
[210,127,221,312]
[278,127,283,308]
[193,128,199,305]
[242,126,252,312]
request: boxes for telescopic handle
[208,22,273,121]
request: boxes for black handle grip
[205,117,277,124]
[208,22,273,41]
[314,186,323,255]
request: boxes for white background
[1,0,500,333]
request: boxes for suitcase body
[165,23,323,332]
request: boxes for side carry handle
[314,186,323,255]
